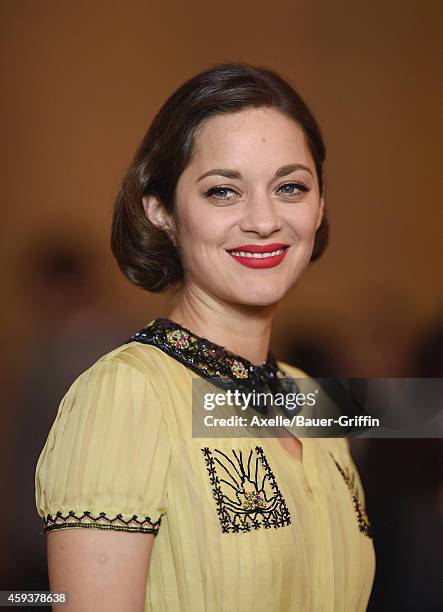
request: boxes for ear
[142,194,177,244]
[315,195,325,230]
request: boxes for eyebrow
[197,163,313,182]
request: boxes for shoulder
[43,342,176,443]
[64,341,175,397]
[94,340,174,374]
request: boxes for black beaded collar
[125,318,297,407]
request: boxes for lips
[226,243,290,269]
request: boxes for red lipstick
[226,243,290,269]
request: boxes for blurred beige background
[2,0,442,359]
[1,1,442,607]
[2,1,442,379]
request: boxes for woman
[35,62,375,611]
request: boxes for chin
[227,284,289,308]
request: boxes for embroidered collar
[125,318,294,399]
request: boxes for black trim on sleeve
[43,510,162,535]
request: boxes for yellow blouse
[35,319,375,611]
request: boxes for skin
[145,107,324,366]
[47,529,153,611]
[47,107,324,610]
[146,107,324,466]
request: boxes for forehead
[189,107,312,169]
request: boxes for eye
[277,182,309,195]
[204,186,239,201]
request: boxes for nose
[239,191,282,236]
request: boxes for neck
[167,286,277,365]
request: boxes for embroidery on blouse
[126,318,298,414]
[201,445,291,533]
[43,510,162,535]
[329,452,373,539]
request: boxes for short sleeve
[35,355,170,536]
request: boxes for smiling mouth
[226,243,290,268]
[228,247,286,259]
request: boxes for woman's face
[164,107,323,307]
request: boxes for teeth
[229,248,284,258]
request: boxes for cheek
[288,207,320,239]
[175,207,224,263]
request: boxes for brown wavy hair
[111,62,328,292]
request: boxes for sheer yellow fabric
[35,342,375,611]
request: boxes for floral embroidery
[230,359,249,379]
[201,446,291,533]
[166,328,192,350]
[126,318,298,411]
[329,452,373,539]
[242,490,267,511]
[43,510,162,535]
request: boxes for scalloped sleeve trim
[43,510,162,535]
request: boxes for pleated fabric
[35,341,375,611]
